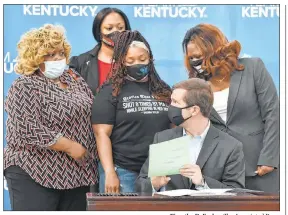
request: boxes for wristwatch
[200,177,206,186]
[195,177,206,189]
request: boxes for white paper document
[157,189,235,197]
[148,136,203,177]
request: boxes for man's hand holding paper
[179,164,203,186]
[148,135,192,178]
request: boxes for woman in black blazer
[69,7,131,95]
[182,23,279,193]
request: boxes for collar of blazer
[88,44,101,57]
[210,69,244,125]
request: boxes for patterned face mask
[125,64,149,81]
[189,58,212,81]
[101,31,119,48]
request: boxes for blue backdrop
[3,4,279,210]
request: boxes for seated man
[135,78,245,193]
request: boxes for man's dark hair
[172,78,214,118]
[92,7,131,42]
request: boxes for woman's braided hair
[107,30,171,104]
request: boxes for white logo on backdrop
[23,5,98,16]
[4,52,17,74]
[242,5,279,18]
[134,5,207,18]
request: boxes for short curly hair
[15,24,71,75]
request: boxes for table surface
[86,192,280,211]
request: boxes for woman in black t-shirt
[92,30,171,193]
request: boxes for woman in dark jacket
[69,7,131,95]
[182,23,279,193]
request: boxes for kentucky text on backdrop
[3,4,279,210]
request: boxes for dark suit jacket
[69,45,101,95]
[135,125,245,194]
[210,58,279,192]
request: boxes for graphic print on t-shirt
[122,95,168,115]
[91,81,171,173]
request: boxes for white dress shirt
[213,88,229,122]
[183,121,210,190]
[152,121,211,192]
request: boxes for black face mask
[189,58,212,81]
[126,64,149,81]
[168,105,194,126]
[101,31,119,48]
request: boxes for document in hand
[156,189,236,197]
[148,136,191,177]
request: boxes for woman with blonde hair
[4,24,98,211]
[182,23,279,192]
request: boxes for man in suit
[135,78,245,193]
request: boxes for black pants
[4,166,89,211]
[90,182,99,193]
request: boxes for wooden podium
[86,192,280,211]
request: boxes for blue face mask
[126,64,149,80]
